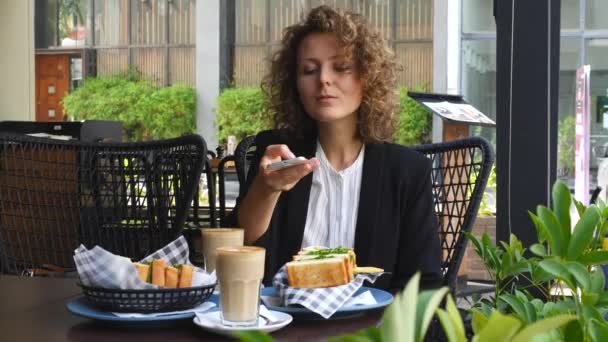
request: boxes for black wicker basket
[78,282,216,313]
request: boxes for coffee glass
[200,228,244,273]
[216,246,265,327]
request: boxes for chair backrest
[233,135,257,197]
[411,136,494,288]
[0,134,206,275]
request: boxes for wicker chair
[232,135,494,290]
[411,137,494,289]
[0,134,206,276]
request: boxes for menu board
[421,101,496,126]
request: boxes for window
[234,0,434,88]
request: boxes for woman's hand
[257,144,319,192]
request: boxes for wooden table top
[0,275,382,342]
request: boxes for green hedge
[393,86,432,146]
[216,87,273,143]
[215,86,432,146]
[62,71,196,141]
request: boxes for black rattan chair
[233,135,257,197]
[232,135,494,290]
[0,134,206,276]
[411,137,495,289]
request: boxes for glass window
[57,0,89,48]
[585,39,608,178]
[131,0,167,45]
[561,0,580,31]
[557,38,580,180]
[462,0,496,34]
[585,0,608,30]
[461,39,496,143]
[94,0,129,46]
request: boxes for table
[0,276,382,342]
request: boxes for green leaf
[538,205,566,256]
[234,330,276,342]
[530,243,547,257]
[564,261,591,290]
[328,328,382,342]
[444,295,466,342]
[552,181,572,249]
[499,294,529,322]
[583,292,600,306]
[564,320,584,342]
[436,297,466,342]
[567,205,601,260]
[582,304,606,323]
[596,292,608,306]
[473,310,522,342]
[573,198,586,217]
[504,261,531,278]
[588,319,608,342]
[355,327,382,341]
[537,259,575,289]
[381,273,418,342]
[511,315,576,342]
[578,251,608,265]
[590,268,606,293]
[523,302,537,323]
[436,310,459,342]
[464,231,484,258]
[415,288,449,342]
[529,211,549,244]
[471,311,489,335]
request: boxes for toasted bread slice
[178,265,193,288]
[165,266,179,288]
[354,266,384,274]
[294,248,356,281]
[133,262,150,282]
[151,259,166,287]
[286,257,349,288]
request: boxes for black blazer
[230,130,443,292]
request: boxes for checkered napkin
[74,235,215,289]
[272,265,381,319]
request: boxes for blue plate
[66,297,196,324]
[208,286,393,320]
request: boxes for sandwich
[165,266,179,288]
[286,256,351,288]
[134,262,150,282]
[293,247,356,281]
[132,259,194,288]
[151,259,166,287]
[286,247,384,288]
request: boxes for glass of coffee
[216,246,265,327]
[200,228,244,273]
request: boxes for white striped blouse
[301,142,365,249]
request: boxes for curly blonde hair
[261,5,400,143]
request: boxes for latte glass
[216,246,265,327]
[200,228,244,273]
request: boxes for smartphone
[266,157,309,171]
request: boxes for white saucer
[193,310,293,336]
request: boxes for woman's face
[296,32,363,125]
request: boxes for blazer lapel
[282,137,317,258]
[354,143,385,266]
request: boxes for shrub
[393,86,433,146]
[558,115,575,177]
[216,87,273,143]
[215,86,432,146]
[62,71,196,141]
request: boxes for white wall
[196,0,220,149]
[0,0,35,121]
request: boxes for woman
[233,5,442,291]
